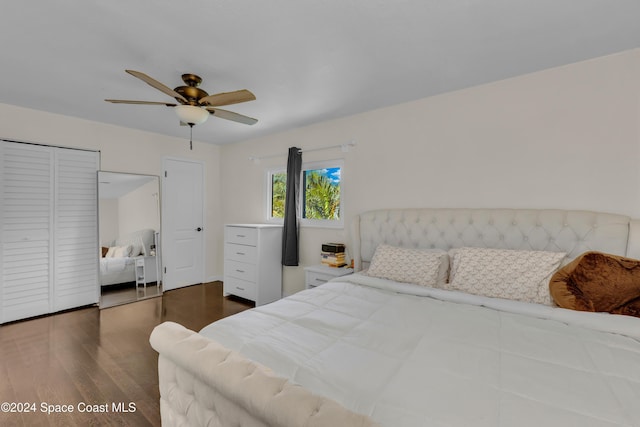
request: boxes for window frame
[265,166,287,223]
[265,159,344,229]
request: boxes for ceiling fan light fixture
[175,104,209,125]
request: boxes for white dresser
[223,224,282,306]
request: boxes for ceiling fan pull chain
[189,124,193,150]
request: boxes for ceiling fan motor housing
[174,74,208,105]
[175,87,208,105]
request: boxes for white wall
[118,179,161,236]
[220,48,640,295]
[0,104,223,282]
[99,198,119,246]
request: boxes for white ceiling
[1,1,639,146]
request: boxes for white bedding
[99,256,136,286]
[200,274,640,427]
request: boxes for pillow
[447,247,566,305]
[106,245,133,258]
[550,251,640,317]
[365,244,449,287]
[101,246,109,257]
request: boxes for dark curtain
[282,147,302,266]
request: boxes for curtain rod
[249,141,355,163]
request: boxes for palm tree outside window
[267,160,343,228]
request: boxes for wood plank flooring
[0,282,253,426]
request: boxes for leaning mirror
[98,171,161,308]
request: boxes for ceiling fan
[106,70,257,149]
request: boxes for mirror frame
[97,170,162,307]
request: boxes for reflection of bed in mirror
[100,229,157,286]
[98,171,161,307]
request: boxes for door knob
[196,227,203,232]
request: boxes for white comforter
[99,256,136,286]
[200,274,640,426]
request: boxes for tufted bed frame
[150,208,640,427]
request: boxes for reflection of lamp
[174,105,209,150]
[174,105,209,125]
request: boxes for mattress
[200,273,640,427]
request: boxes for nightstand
[304,265,354,289]
[135,256,158,289]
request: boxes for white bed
[150,208,640,426]
[99,256,137,286]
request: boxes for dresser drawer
[224,260,257,282]
[225,243,258,263]
[306,271,335,288]
[225,226,258,246]
[223,276,257,301]
[304,266,354,290]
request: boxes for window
[269,170,287,219]
[302,164,341,221]
[266,159,343,227]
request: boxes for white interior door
[162,158,204,290]
[0,142,98,323]
[53,148,99,311]
[0,142,54,323]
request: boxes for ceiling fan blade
[105,99,177,106]
[206,107,258,125]
[199,89,256,107]
[125,70,188,103]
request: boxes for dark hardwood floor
[0,282,253,426]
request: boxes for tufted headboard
[114,228,156,256]
[350,208,640,271]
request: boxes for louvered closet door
[53,149,99,312]
[0,142,54,323]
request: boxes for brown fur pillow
[549,251,640,318]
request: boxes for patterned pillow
[447,247,566,305]
[366,244,449,287]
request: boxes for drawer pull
[236,252,245,255]
[315,278,325,282]
[236,269,245,273]
[235,286,245,291]
[236,234,246,238]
